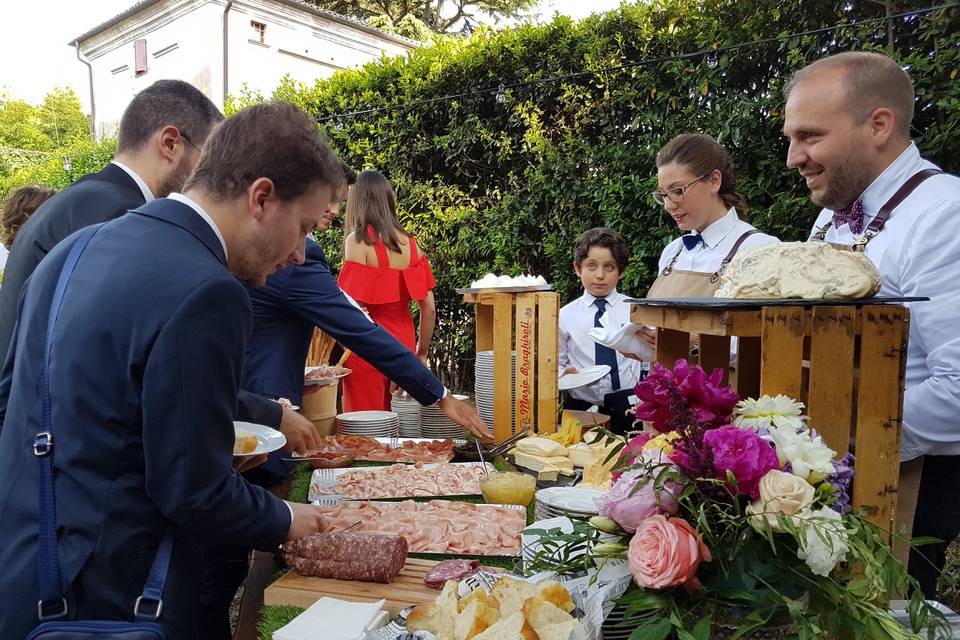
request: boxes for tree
[37,87,90,148]
[307,0,536,38]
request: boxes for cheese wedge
[581,461,612,490]
[566,444,596,467]
[514,452,574,476]
[515,437,568,458]
[536,466,560,482]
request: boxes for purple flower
[634,360,738,433]
[826,452,855,514]
[597,465,679,533]
[693,425,779,498]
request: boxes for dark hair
[573,227,630,273]
[785,51,914,138]
[183,101,345,202]
[116,79,223,153]
[1,184,56,246]
[345,169,408,252]
[655,133,748,217]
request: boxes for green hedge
[4,1,958,390]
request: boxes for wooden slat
[493,294,514,442]
[734,337,761,400]
[514,294,537,432]
[853,305,908,538]
[264,557,445,616]
[631,306,760,337]
[475,303,493,352]
[759,307,805,400]
[537,293,559,434]
[699,334,731,385]
[807,307,856,455]
[655,328,691,371]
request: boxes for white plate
[536,486,604,513]
[558,365,611,391]
[233,421,286,457]
[337,410,397,422]
[304,366,352,386]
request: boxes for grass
[258,461,536,637]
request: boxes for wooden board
[655,328,691,370]
[493,294,514,442]
[734,336,761,399]
[853,305,909,539]
[264,557,445,616]
[514,294,537,432]
[537,293,559,434]
[699,334,731,385]
[807,307,856,455]
[759,307,804,400]
[476,304,493,352]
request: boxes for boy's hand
[562,367,579,376]
[639,326,657,348]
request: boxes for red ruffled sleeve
[401,255,436,301]
[338,261,403,304]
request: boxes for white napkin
[273,597,387,640]
[587,323,655,361]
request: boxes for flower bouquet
[526,360,948,639]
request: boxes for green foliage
[0,87,91,179]
[0,137,116,200]
[304,0,537,36]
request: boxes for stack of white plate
[335,410,399,437]
[390,395,421,438]
[534,486,603,521]
[602,605,634,640]
[475,351,538,433]
[420,394,468,439]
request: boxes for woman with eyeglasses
[647,133,779,300]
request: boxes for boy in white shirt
[558,227,643,433]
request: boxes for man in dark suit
[0,79,314,441]
[0,102,343,639]
[198,170,492,639]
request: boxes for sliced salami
[423,558,479,588]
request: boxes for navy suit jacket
[0,162,280,429]
[0,199,290,640]
[0,163,144,363]
[243,238,444,407]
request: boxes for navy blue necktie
[682,234,704,250]
[593,298,621,390]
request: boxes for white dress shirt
[558,289,644,405]
[807,143,960,461]
[657,208,778,273]
[168,193,228,259]
[111,160,155,203]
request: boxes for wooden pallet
[264,557,445,616]
[631,301,909,542]
[464,291,560,442]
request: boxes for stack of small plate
[419,394,468,439]
[335,410,399,438]
[390,395,421,438]
[474,350,510,430]
[602,605,635,640]
[534,486,603,521]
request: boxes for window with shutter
[134,39,148,75]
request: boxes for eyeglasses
[180,130,202,155]
[651,173,709,206]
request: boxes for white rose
[765,425,836,483]
[796,507,849,577]
[746,470,815,532]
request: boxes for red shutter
[134,39,148,74]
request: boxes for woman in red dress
[338,170,436,411]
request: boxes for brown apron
[648,230,760,298]
[810,168,944,566]
[811,168,943,252]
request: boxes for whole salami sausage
[283,532,408,583]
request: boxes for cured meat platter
[296,435,464,465]
[307,462,494,502]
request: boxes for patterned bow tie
[682,234,704,250]
[833,199,865,235]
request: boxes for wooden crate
[463,291,560,442]
[630,301,910,537]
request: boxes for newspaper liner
[370,560,632,640]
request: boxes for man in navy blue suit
[0,102,345,639]
[197,167,492,639]
[0,79,319,446]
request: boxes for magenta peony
[634,360,737,433]
[597,466,678,533]
[628,515,712,590]
[701,425,780,498]
[613,433,651,481]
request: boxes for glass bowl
[480,471,536,506]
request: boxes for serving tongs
[487,428,532,458]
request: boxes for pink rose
[628,515,712,590]
[598,467,678,533]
